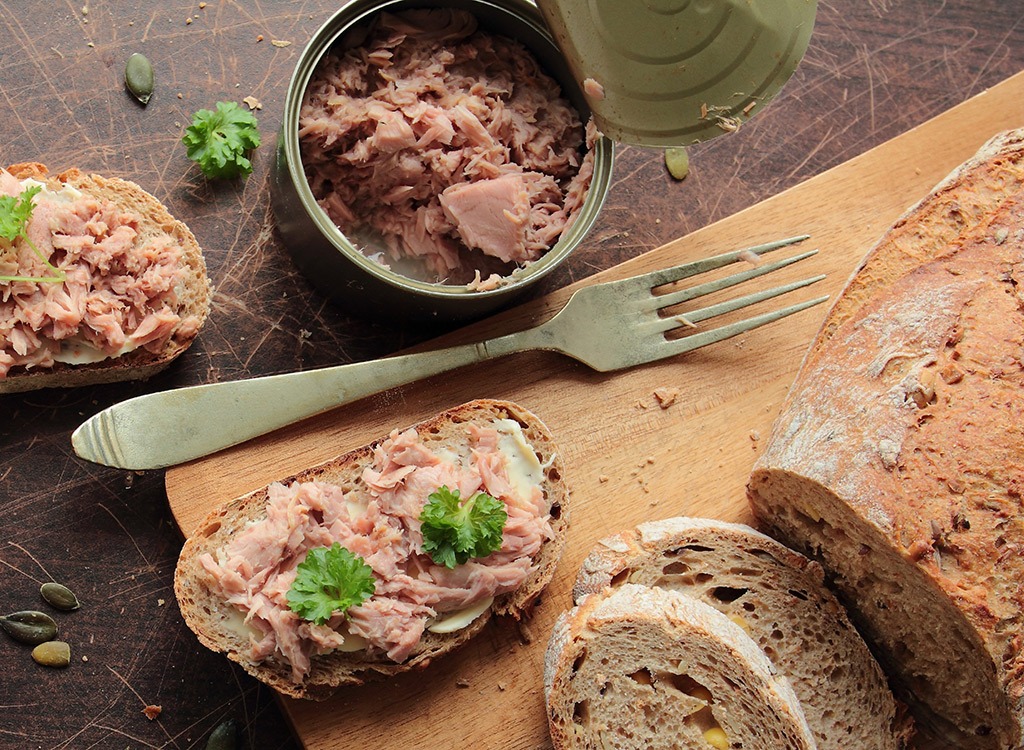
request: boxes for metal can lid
[535,0,818,147]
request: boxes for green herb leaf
[0,184,40,243]
[182,101,261,179]
[286,543,375,626]
[0,185,65,284]
[419,486,507,569]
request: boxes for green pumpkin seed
[125,52,155,105]
[0,610,58,645]
[665,147,690,180]
[41,581,81,611]
[205,719,238,750]
[31,640,70,668]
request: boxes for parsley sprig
[182,101,261,179]
[286,543,376,626]
[419,486,508,569]
[0,185,66,284]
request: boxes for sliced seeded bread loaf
[748,129,1024,749]
[544,583,817,750]
[175,399,569,700]
[0,162,211,393]
[573,516,911,750]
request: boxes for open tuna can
[271,0,615,323]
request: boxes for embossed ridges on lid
[535,0,818,147]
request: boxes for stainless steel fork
[72,235,827,470]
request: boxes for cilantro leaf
[0,185,65,284]
[419,486,507,569]
[286,543,375,626]
[182,101,261,179]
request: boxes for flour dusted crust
[174,399,570,700]
[748,130,1024,749]
[573,516,911,750]
[0,162,211,393]
[544,583,817,750]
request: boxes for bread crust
[748,129,1024,749]
[544,583,817,750]
[572,516,911,750]
[0,163,211,393]
[173,399,569,700]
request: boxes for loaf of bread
[174,399,569,700]
[0,162,210,393]
[572,516,911,750]
[544,582,817,750]
[748,129,1024,749]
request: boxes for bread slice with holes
[544,582,817,750]
[572,517,912,750]
[0,162,211,393]
[174,399,569,700]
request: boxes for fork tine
[648,249,819,312]
[656,295,830,357]
[638,234,811,289]
[646,274,826,334]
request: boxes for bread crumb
[256,34,264,42]
[653,387,680,408]
[598,475,609,483]
[243,95,263,111]
[749,430,760,442]
[82,655,89,662]
[497,681,507,691]
[158,598,165,606]
[738,248,762,266]
[271,39,292,47]
[143,705,162,721]
[186,17,193,24]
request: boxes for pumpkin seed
[31,640,70,668]
[665,147,690,180]
[125,52,155,105]
[205,719,238,750]
[41,581,81,611]
[0,610,58,645]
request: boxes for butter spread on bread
[748,129,1024,749]
[544,583,817,750]
[0,162,210,393]
[573,517,912,750]
[174,399,569,700]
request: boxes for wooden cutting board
[167,72,1024,749]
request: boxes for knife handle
[71,330,530,470]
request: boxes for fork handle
[71,330,531,470]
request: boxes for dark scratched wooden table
[1,2,1022,748]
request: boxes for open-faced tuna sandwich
[174,399,570,700]
[0,162,211,393]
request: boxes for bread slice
[748,129,1024,749]
[0,162,211,393]
[174,399,569,700]
[572,516,911,750]
[544,583,817,750]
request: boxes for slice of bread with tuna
[174,399,569,700]
[0,162,211,393]
[572,517,912,750]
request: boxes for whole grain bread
[573,516,911,750]
[747,129,1024,749]
[0,162,211,393]
[544,583,817,750]
[174,399,569,700]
